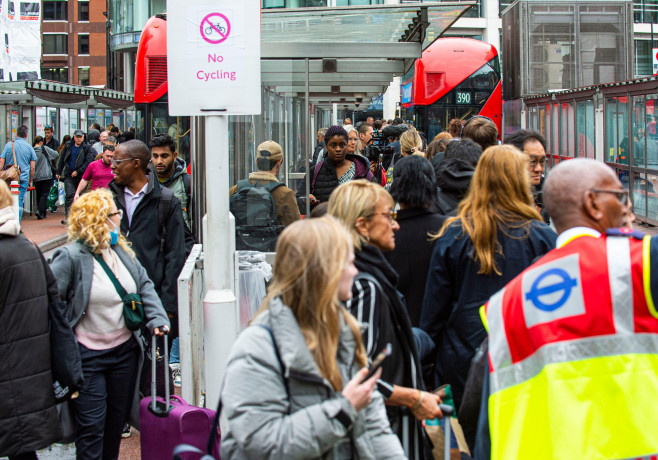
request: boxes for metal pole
[305,58,310,217]
[203,114,237,410]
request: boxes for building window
[634,0,658,23]
[78,0,89,21]
[78,67,90,86]
[262,0,326,6]
[41,67,69,82]
[43,0,67,21]
[79,34,89,55]
[635,40,653,76]
[43,34,68,54]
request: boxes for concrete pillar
[123,52,135,95]
[484,0,501,51]
[383,76,400,120]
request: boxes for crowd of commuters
[3,112,655,460]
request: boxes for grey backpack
[230,180,284,252]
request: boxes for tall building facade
[41,0,107,85]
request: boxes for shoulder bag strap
[11,142,18,169]
[93,253,128,299]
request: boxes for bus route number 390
[456,91,472,105]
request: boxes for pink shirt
[82,159,115,190]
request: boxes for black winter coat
[384,208,446,327]
[109,171,187,313]
[298,153,374,203]
[347,244,432,459]
[56,140,95,178]
[0,233,61,455]
[420,219,557,409]
[432,157,474,216]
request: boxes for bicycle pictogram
[200,12,231,45]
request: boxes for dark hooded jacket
[0,231,61,455]
[298,153,374,203]
[109,171,186,313]
[157,157,192,229]
[56,139,95,178]
[432,158,475,216]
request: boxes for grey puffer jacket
[220,297,406,460]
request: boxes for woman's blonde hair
[400,128,424,156]
[68,188,133,255]
[257,217,367,391]
[0,180,12,209]
[327,179,393,250]
[435,145,541,276]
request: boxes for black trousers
[8,452,37,460]
[72,337,140,460]
[63,175,81,217]
[34,179,52,216]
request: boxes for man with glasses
[504,129,548,218]
[74,139,116,201]
[473,159,658,459]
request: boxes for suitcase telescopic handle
[439,404,454,460]
[151,334,170,413]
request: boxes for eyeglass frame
[588,188,630,206]
[108,209,123,219]
[110,157,134,166]
[367,210,398,223]
[528,157,547,168]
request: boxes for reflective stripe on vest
[486,235,658,460]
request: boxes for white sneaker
[170,363,182,388]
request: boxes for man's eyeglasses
[589,188,629,206]
[108,209,123,219]
[103,145,116,152]
[111,158,133,166]
[529,157,547,168]
[368,210,397,223]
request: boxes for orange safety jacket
[482,229,658,460]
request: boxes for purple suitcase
[139,336,220,459]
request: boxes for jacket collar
[354,243,399,289]
[258,297,356,384]
[396,207,435,221]
[110,170,160,209]
[0,206,20,237]
[248,171,279,183]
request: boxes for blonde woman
[49,188,170,460]
[400,129,424,157]
[221,217,405,460]
[420,145,556,410]
[329,180,442,460]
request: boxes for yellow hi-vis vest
[482,231,658,459]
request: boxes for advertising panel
[0,0,41,81]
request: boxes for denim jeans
[169,337,180,364]
[17,180,27,221]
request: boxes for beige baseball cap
[256,141,283,162]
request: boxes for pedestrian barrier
[177,244,206,407]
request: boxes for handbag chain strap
[94,252,128,299]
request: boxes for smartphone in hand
[361,343,392,383]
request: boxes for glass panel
[605,96,630,188]
[552,102,559,162]
[43,1,68,21]
[635,40,652,77]
[43,34,68,54]
[60,108,69,141]
[646,95,658,169]
[41,67,68,82]
[79,109,87,133]
[260,4,470,47]
[78,1,89,21]
[576,100,595,158]
[633,0,658,23]
[78,67,89,86]
[79,35,89,55]
[647,171,658,222]
[35,107,47,137]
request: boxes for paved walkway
[20,207,68,249]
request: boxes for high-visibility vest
[482,230,658,460]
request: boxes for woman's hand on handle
[153,325,169,336]
[342,367,381,411]
[411,391,443,421]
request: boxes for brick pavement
[20,207,68,248]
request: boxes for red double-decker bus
[134,14,191,163]
[401,37,502,140]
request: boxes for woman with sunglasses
[50,189,170,460]
[73,141,116,201]
[329,180,442,460]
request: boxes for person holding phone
[220,217,404,460]
[329,180,443,460]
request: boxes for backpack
[229,179,284,252]
[158,187,197,259]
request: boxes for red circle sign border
[200,12,231,45]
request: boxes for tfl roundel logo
[522,254,586,328]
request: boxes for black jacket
[109,171,187,313]
[384,208,446,327]
[0,233,61,455]
[347,244,431,459]
[420,220,556,409]
[298,153,374,203]
[432,157,474,216]
[56,140,95,178]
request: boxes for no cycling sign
[166,0,261,116]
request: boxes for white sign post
[166,0,261,410]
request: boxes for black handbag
[94,253,146,331]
